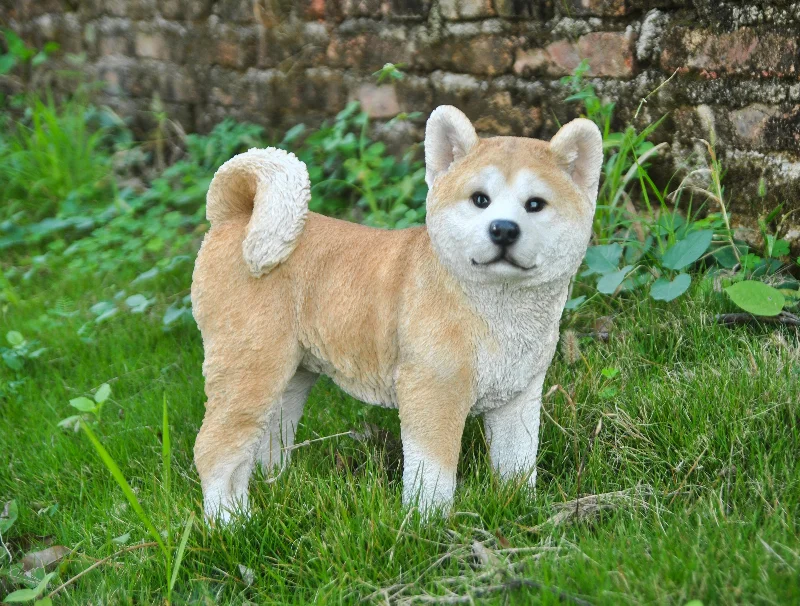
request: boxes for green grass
[1,258,798,604]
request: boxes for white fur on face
[428,166,592,286]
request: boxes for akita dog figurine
[191,105,602,522]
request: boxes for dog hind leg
[256,368,318,477]
[195,350,299,524]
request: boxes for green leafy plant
[58,383,112,431]
[563,62,799,315]
[1,93,113,221]
[75,395,194,604]
[0,29,58,77]
[288,101,427,228]
[2,572,56,604]
[562,60,666,243]
[725,281,785,316]
[1,331,45,372]
[1,501,57,605]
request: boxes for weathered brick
[439,0,494,20]
[27,14,83,54]
[761,106,800,152]
[18,0,65,20]
[124,0,157,20]
[578,31,635,77]
[256,22,329,69]
[661,26,799,78]
[430,71,489,120]
[206,66,251,106]
[342,0,384,17]
[215,0,260,23]
[199,23,259,69]
[564,0,626,17]
[416,34,514,76]
[133,21,188,63]
[730,104,780,146]
[516,30,634,78]
[394,73,433,111]
[326,26,412,70]
[513,47,549,76]
[494,0,552,20]
[353,83,400,117]
[91,17,135,58]
[291,0,344,22]
[159,0,214,20]
[388,0,432,20]
[134,31,168,60]
[301,67,346,113]
[78,0,129,19]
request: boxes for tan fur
[193,214,481,480]
[192,107,602,521]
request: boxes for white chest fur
[467,281,568,413]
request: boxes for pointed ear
[424,105,479,188]
[549,118,604,205]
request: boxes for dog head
[424,106,602,287]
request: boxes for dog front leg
[483,373,545,487]
[397,364,474,515]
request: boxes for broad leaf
[725,281,785,316]
[3,571,55,603]
[69,397,97,413]
[131,267,159,284]
[597,265,633,295]
[0,54,16,75]
[583,244,622,276]
[125,294,150,313]
[6,331,24,348]
[766,235,790,258]
[163,303,191,326]
[712,245,747,269]
[661,230,713,270]
[2,351,22,371]
[94,383,111,404]
[650,273,691,302]
[564,296,586,310]
[90,301,115,316]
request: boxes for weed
[562,62,799,315]
[47,392,194,604]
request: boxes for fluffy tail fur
[206,147,311,277]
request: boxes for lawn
[0,44,799,604]
[1,261,798,604]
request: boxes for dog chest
[468,286,566,413]
[473,321,559,412]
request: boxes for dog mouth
[470,254,536,271]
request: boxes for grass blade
[169,512,195,593]
[80,421,168,557]
[162,393,171,507]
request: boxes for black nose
[488,220,520,247]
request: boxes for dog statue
[191,106,602,522]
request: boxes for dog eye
[471,192,491,209]
[525,197,547,213]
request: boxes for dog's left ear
[549,119,604,206]
[425,105,479,188]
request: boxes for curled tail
[206,147,310,277]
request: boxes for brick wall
[4,0,800,238]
